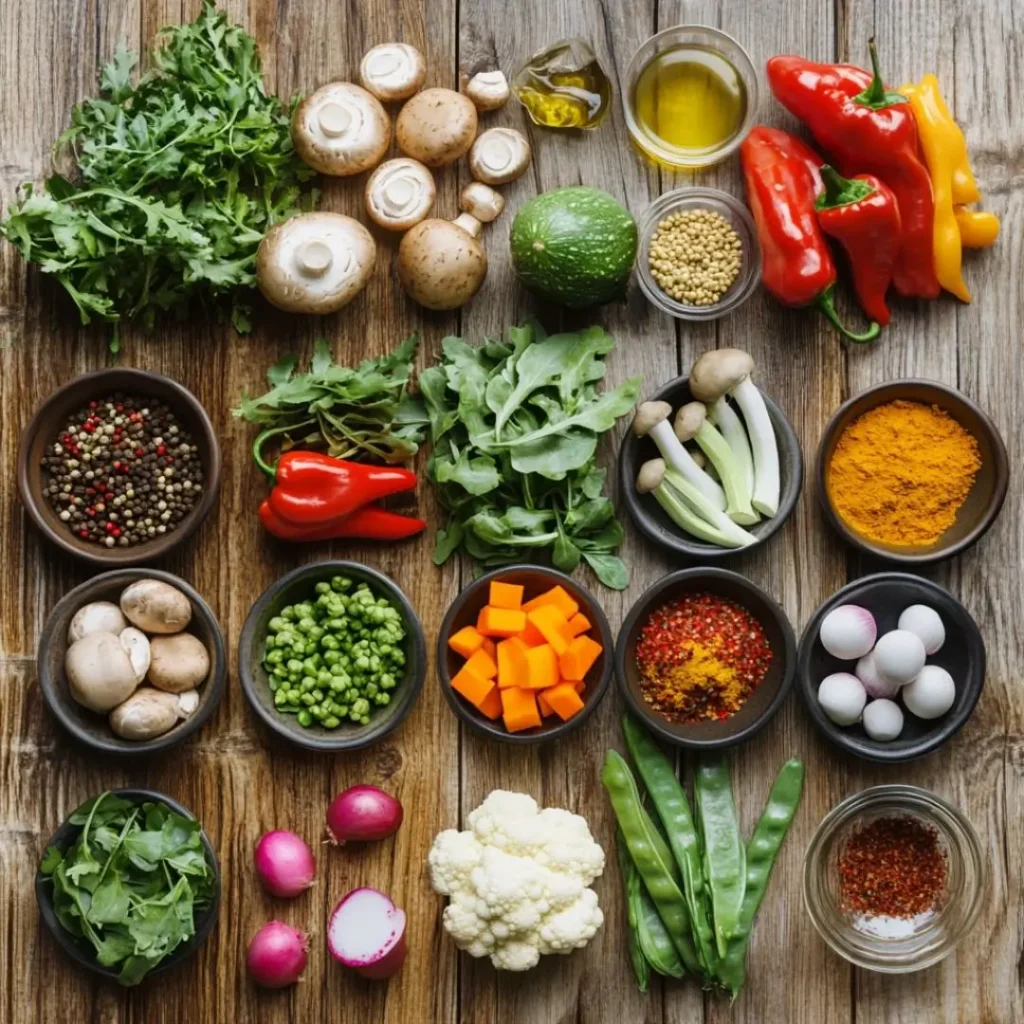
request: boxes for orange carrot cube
[448,625,485,659]
[567,613,592,637]
[477,685,503,720]
[542,682,585,721]
[463,647,497,680]
[516,622,547,647]
[451,666,494,708]
[522,585,579,620]
[497,637,528,690]
[526,605,572,655]
[476,606,527,637]
[559,635,603,681]
[537,690,556,717]
[524,644,560,690]
[488,580,524,610]
[501,687,541,732]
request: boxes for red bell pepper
[739,126,879,342]
[816,165,902,326]
[767,40,940,300]
[259,500,426,541]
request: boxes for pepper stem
[815,165,875,210]
[816,286,881,344]
[252,420,316,480]
[852,38,907,110]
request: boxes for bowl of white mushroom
[38,569,226,754]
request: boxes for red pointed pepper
[767,39,939,300]
[815,165,902,326]
[259,500,426,541]
[739,126,879,342]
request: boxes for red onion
[327,887,407,979]
[254,830,316,897]
[246,921,308,988]
[326,785,403,844]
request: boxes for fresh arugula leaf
[581,552,629,590]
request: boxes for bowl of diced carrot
[437,566,614,742]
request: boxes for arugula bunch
[422,322,640,589]
[0,1,315,347]
[40,793,216,986]
[234,335,428,472]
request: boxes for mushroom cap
[292,82,391,176]
[359,43,426,102]
[633,400,672,437]
[257,212,376,314]
[364,158,436,231]
[463,70,510,111]
[674,402,707,442]
[395,88,478,167]
[468,127,532,185]
[397,218,487,310]
[690,348,755,402]
[460,181,504,223]
[636,459,667,494]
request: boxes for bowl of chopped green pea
[238,561,426,751]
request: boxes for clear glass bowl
[623,24,759,170]
[803,785,985,973]
[636,187,761,321]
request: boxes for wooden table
[1,1,1019,1021]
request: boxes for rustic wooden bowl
[18,368,221,566]
[35,788,220,983]
[37,568,227,755]
[615,567,796,750]
[239,561,426,752]
[816,379,1008,564]
[796,572,986,763]
[437,566,614,744]
[618,374,803,560]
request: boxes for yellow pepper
[899,76,970,302]
[955,207,1000,248]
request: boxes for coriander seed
[648,208,743,306]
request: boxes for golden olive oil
[513,39,612,129]
[633,45,746,161]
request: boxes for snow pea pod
[694,756,746,957]
[622,715,719,976]
[601,750,700,975]
[635,875,686,978]
[616,830,649,992]
[718,758,805,997]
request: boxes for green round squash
[510,187,638,309]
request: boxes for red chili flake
[838,816,946,918]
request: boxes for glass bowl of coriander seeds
[636,186,761,320]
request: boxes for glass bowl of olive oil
[624,25,758,169]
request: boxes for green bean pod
[616,830,650,992]
[602,751,700,975]
[718,758,805,997]
[634,875,686,978]
[622,716,719,977]
[694,756,746,957]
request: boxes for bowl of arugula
[36,790,220,986]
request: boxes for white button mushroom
[120,579,193,634]
[68,601,127,643]
[459,181,504,223]
[359,43,426,102]
[364,158,436,231]
[109,687,200,741]
[468,127,532,185]
[862,698,904,741]
[65,631,140,712]
[397,217,488,310]
[817,672,867,726]
[257,212,376,314]
[873,629,927,686]
[897,604,946,655]
[463,70,510,111]
[395,88,478,167]
[292,82,391,176]
[119,627,152,682]
[902,665,956,719]
[148,633,211,693]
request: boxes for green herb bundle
[421,322,640,589]
[40,793,216,986]
[234,335,428,472]
[0,1,315,347]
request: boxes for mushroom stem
[452,213,483,238]
[297,240,334,276]
[731,378,780,517]
[707,396,754,497]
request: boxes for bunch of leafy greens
[421,322,640,589]
[39,793,215,987]
[0,0,315,348]
[233,335,429,473]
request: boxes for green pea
[280,605,297,622]
[330,576,351,592]
[287,688,302,704]
[365,683,378,698]
[290,640,307,656]
[323,715,340,729]
[310,704,327,721]
[265,648,285,666]
[323,650,341,665]
[315,581,331,595]
[320,634,340,651]
[286,659,303,674]
[300,692,315,707]
[374,692,390,706]
[355,655,370,671]
[297,710,312,727]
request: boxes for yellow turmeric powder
[827,399,981,546]
[639,639,746,722]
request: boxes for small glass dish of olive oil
[624,25,758,169]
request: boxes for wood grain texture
[0,0,1021,1022]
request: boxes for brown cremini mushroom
[468,127,532,185]
[459,182,505,223]
[292,82,391,176]
[397,217,487,310]
[359,43,426,102]
[395,88,478,167]
[364,158,436,231]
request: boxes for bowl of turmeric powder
[817,380,1008,564]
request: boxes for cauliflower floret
[428,789,605,971]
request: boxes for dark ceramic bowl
[438,566,614,744]
[796,573,985,762]
[18,368,221,566]
[616,567,796,749]
[816,379,1008,564]
[36,788,220,983]
[619,375,803,560]
[239,561,426,752]
[37,569,226,755]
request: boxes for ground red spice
[838,815,947,918]
[634,592,772,723]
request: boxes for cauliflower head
[428,790,605,971]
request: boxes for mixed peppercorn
[635,592,773,723]
[41,394,202,548]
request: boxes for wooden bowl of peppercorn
[17,368,220,566]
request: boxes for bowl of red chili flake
[616,567,795,749]
[804,785,984,972]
